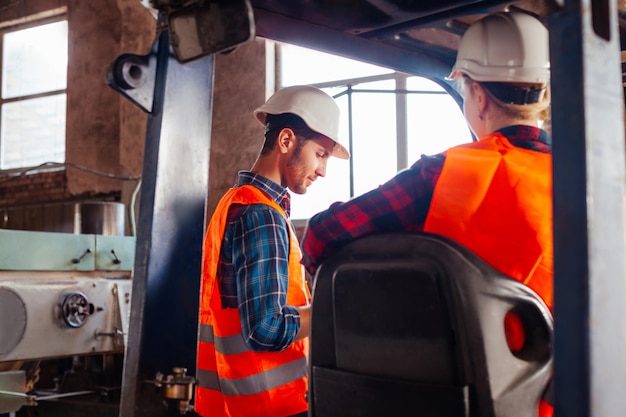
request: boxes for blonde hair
[459,75,551,128]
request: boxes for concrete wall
[0,0,269,232]
[208,39,270,216]
[65,0,155,196]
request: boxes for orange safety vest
[424,133,554,417]
[424,132,553,310]
[195,185,310,417]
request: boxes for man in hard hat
[194,85,348,417]
[301,12,553,417]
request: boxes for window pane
[1,94,66,169]
[351,81,397,196]
[279,42,391,85]
[406,76,472,160]
[3,20,68,98]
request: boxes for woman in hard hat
[301,12,553,417]
[195,85,349,417]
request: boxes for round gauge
[60,292,94,328]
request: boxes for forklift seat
[308,232,552,417]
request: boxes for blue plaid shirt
[217,171,301,352]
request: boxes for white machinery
[0,227,134,414]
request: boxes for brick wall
[0,169,122,232]
[0,169,70,206]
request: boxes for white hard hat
[448,12,550,84]
[254,85,349,159]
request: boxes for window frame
[308,72,461,199]
[0,12,68,172]
[276,45,472,220]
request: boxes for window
[278,43,472,219]
[1,19,68,170]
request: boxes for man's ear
[277,128,296,155]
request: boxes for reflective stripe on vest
[196,359,307,395]
[198,323,248,355]
[196,360,307,395]
[195,185,310,417]
[423,133,553,309]
[196,323,307,394]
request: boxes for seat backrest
[308,232,552,417]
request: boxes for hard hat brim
[253,110,350,159]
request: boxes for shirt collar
[236,171,291,216]
[496,125,551,145]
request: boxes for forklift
[2,0,624,416]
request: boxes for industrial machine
[2,0,625,416]
[0,204,134,415]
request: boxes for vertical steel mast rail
[108,27,214,416]
[550,1,626,416]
